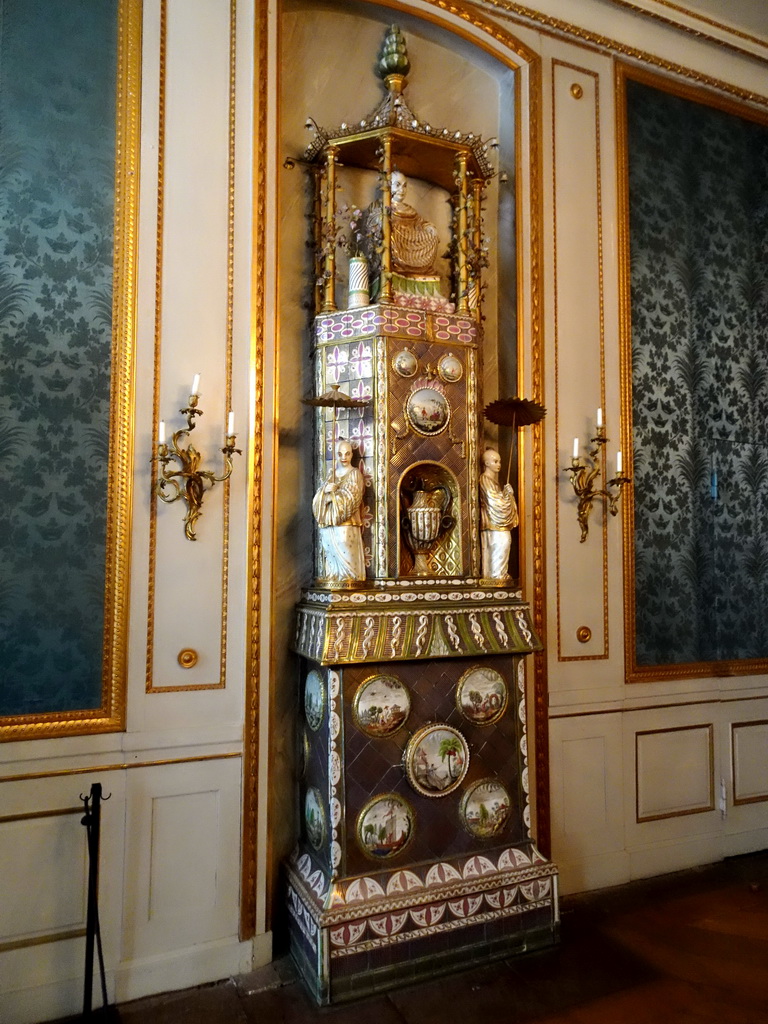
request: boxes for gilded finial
[378,24,410,95]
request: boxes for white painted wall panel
[149,790,220,917]
[550,713,628,891]
[0,811,86,943]
[550,59,607,666]
[121,759,241,961]
[636,725,714,821]
[150,0,235,694]
[732,720,768,804]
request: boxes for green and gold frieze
[293,582,540,665]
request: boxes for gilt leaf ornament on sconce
[564,412,630,543]
[154,377,241,541]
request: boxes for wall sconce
[154,375,241,541]
[564,409,630,543]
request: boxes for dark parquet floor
[60,850,768,1024]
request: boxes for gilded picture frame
[0,0,141,742]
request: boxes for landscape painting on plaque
[460,779,511,838]
[456,666,508,726]
[357,793,414,860]
[353,674,411,737]
[392,348,418,378]
[437,352,463,383]
[404,724,470,797]
[304,669,325,731]
[304,787,326,850]
[405,384,450,436]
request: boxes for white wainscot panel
[732,720,768,805]
[724,714,768,857]
[636,725,714,822]
[121,759,242,963]
[0,773,126,1024]
[550,715,628,891]
[0,809,86,946]
[150,790,220,917]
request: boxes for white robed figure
[479,448,519,581]
[312,439,366,584]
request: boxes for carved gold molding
[0,751,241,786]
[242,0,267,942]
[604,0,768,63]
[480,0,768,108]
[0,0,141,744]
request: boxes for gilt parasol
[302,384,371,479]
[484,396,547,484]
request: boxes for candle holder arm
[563,434,630,543]
[153,400,242,541]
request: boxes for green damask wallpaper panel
[0,0,118,715]
[627,78,768,669]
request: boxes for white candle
[158,420,166,445]
[227,411,235,435]
[597,407,603,429]
[573,437,579,459]
[616,450,623,475]
[191,373,200,396]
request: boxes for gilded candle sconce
[564,409,630,542]
[154,375,241,541]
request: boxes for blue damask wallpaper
[0,0,118,715]
[627,79,768,667]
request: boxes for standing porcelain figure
[479,448,519,581]
[312,439,366,584]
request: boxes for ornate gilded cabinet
[288,28,558,1004]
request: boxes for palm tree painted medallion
[404,723,469,797]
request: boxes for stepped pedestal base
[287,842,558,1004]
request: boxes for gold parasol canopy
[484,396,547,483]
[302,384,371,479]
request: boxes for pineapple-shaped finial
[377,25,410,94]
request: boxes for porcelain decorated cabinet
[287,27,558,1004]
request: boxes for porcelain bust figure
[365,171,453,312]
[312,439,366,583]
[388,170,439,276]
[479,448,518,581]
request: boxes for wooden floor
[66,850,768,1023]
